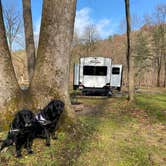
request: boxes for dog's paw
[52,136,58,140]
[27,150,34,154]
[16,153,22,158]
[0,147,8,153]
[45,143,50,147]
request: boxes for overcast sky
[2,0,166,49]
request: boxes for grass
[0,92,166,166]
[135,93,166,122]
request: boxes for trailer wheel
[82,91,87,96]
[117,87,121,91]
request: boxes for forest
[0,0,165,165]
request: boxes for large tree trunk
[0,0,21,113]
[30,0,76,115]
[125,0,135,101]
[22,0,36,82]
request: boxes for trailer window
[83,66,107,76]
[112,67,120,75]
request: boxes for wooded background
[8,3,166,89]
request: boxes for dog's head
[43,100,64,121]
[13,109,35,129]
[52,100,64,115]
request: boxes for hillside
[71,25,165,87]
[11,24,165,88]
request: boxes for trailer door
[111,65,122,88]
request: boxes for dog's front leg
[15,143,22,158]
[51,124,59,140]
[44,128,50,146]
[26,138,33,154]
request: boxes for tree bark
[30,0,76,115]
[22,0,36,82]
[156,57,162,87]
[164,55,166,87]
[125,0,135,101]
[0,0,21,112]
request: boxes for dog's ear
[49,103,54,113]
[42,106,50,119]
[12,112,23,128]
[30,111,34,120]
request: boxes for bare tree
[0,0,77,131]
[82,24,99,56]
[134,31,152,87]
[119,14,142,34]
[22,0,36,81]
[0,0,21,113]
[152,4,166,87]
[124,0,135,101]
[164,53,166,87]
[30,0,77,115]
[3,3,23,51]
[156,4,166,87]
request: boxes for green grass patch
[0,92,165,165]
[135,93,166,123]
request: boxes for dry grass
[0,92,166,166]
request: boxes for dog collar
[9,128,20,133]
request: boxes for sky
[1,0,166,49]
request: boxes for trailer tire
[117,87,121,91]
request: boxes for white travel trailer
[73,57,122,95]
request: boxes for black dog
[32,100,64,146]
[0,109,34,157]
